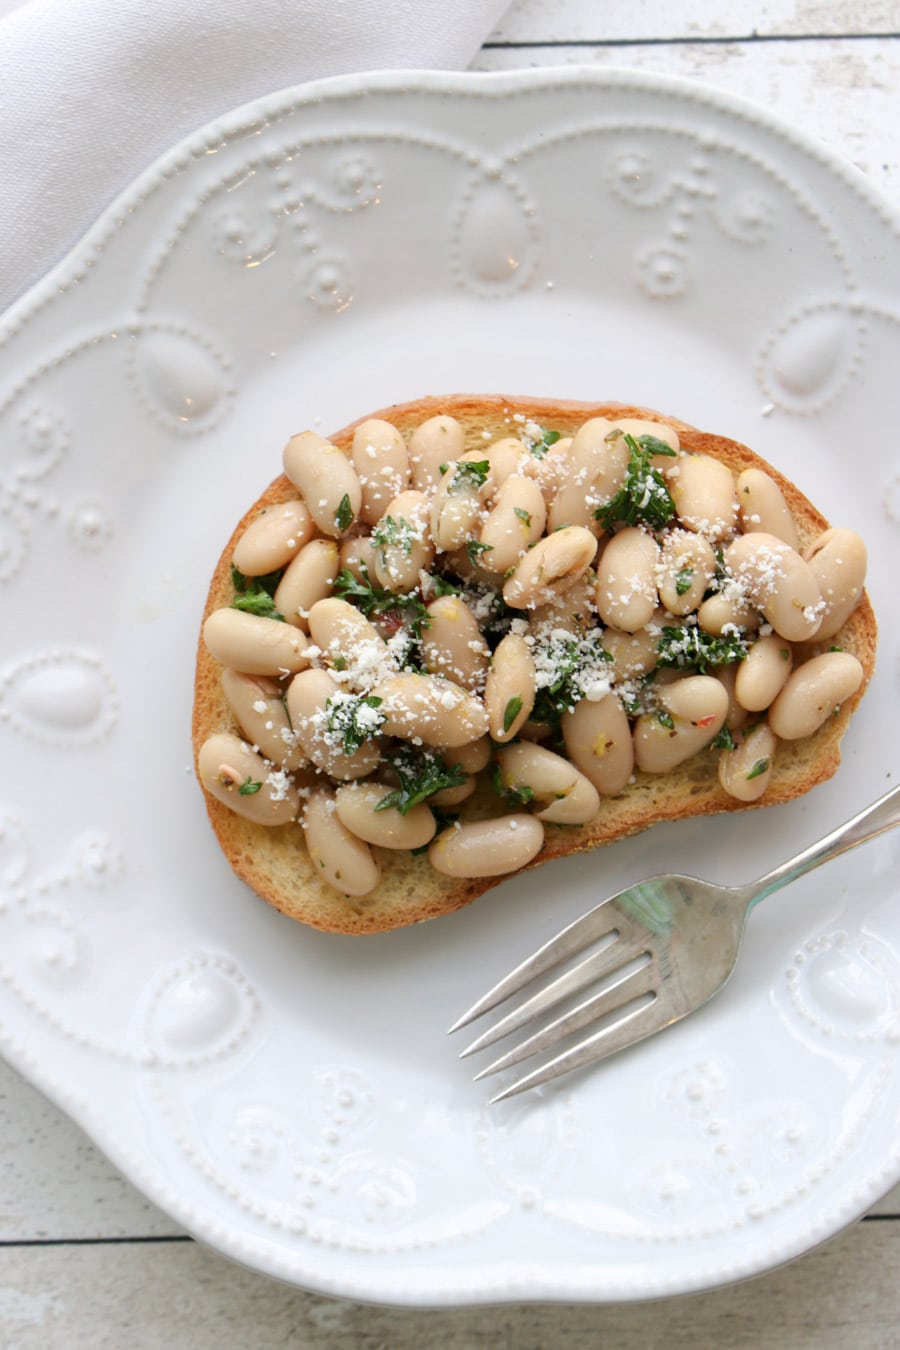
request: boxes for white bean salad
[198,410,869,897]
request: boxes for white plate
[1,67,899,1305]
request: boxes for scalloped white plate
[1,68,899,1305]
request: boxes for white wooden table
[2,2,899,1344]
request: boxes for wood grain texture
[3,1,899,1343]
[2,1222,900,1348]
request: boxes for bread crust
[192,395,877,934]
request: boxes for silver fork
[449,784,900,1103]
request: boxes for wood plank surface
[2,1222,900,1349]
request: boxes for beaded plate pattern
[0,69,899,1304]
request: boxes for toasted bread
[192,395,877,934]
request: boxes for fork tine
[489,995,668,1104]
[447,892,627,1035]
[458,932,650,1059]
[473,955,654,1081]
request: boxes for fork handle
[746,783,900,908]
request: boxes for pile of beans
[197,411,867,897]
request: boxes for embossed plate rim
[1,66,899,1306]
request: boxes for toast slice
[192,395,877,934]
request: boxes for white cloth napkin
[0,0,509,313]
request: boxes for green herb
[334,568,429,640]
[780,647,792,660]
[237,777,262,796]
[334,493,353,532]
[619,672,657,717]
[514,507,532,526]
[656,623,750,674]
[656,709,675,730]
[451,459,490,490]
[595,433,677,532]
[465,539,494,566]
[746,757,770,781]
[675,566,694,597]
[325,694,385,755]
[375,747,468,815]
[528,427,561,459]
[424,572,460,598]
[230,564,286,620]
[490,762,535,809]
[231,564,282,596]
[230,586,285,620]
[372,514,417,556]
[711,724,736,751]
[503,696,523,733]
[530,629,613,726]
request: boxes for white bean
[307,597,390,677]
[724,532,823,641]
[547,418,626,533]
[302,787,380,896]
[669,453,738,541]
[408,415,465,492]
[286,668,382,779]
[594,527,660,633]
[283,430,362,537]
[421,595,490,692]
[484,632,537,741]
[718,722,778,802]
[479,475,547,574]
[633,675,728,773]
[768,652,864,740]
[334,781,436,850]
[736,468,800,550]
[734,634,793,712]
[232,499,314,577]
[562,692,634,795]
[430,450,494,552]
[371,673,489,747]
[338,534,379,583]
[371,489,434,592]
[656,529,716,616]
[452,735,492,775]
[351,419,410,526]
[503,526,597,609]
[273,538,339,629]
[198,733,299,825]
[804,528,867,640]
[495,742,601,825]
[697,590,761,637]
[220,668,305,771]
[203,608,310,676]
[428,815,545,878]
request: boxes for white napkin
[0,0,509,313]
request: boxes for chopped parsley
[675,566,694,597]
[451,459,490,490]
[237,777,262,796]
[333,568,430,640]
[325,693,385,754]
[530,628,613,725]
[503,696,523,733]
[711,724,736,751]
[334,493,354,532]
[490,762,535,809]
[374,746,468,815]
[514,507,532,526]
[230,565,285,620]
[465,539,494,566]
[528,427,561,459]
[656,623,750,674]
[372,514,417,556]
[595,433,677,532]
[746,757,771,781]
